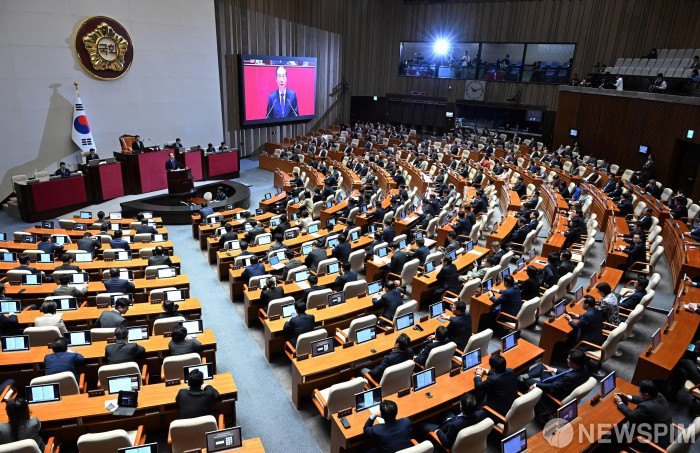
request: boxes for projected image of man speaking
[266,66,299,118]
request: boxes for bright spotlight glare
[433,39,450,56]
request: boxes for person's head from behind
[113,229,123,239]
[187,369,204,390]
[638,380,658,400]
[59,274,71,286]
[526,265,538,279]
[162,300,179,314]
[114,298,130,314]
[40,300,57,315]
[154,246,165,256]
[459,393,477,416]
[489,352,507,373]
[109,268,120,279]
[114,325,129,341]
[171,325,188,342]
[435,325,448,343]
[581,295,596,310]
[295,299,307,315]
[395,333,410,351]
[379,399,398,423]
[567,348,586,369]
[51,337,68,353]
[18,255,30,265]
[560,249,572,262]
[97,211,105,220]
[596,282,612,297]
[5,398,30,431]
[308,273,319,286]
[276,66,287,90]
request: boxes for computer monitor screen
[400,211,406,219]
[327,218,336,228]
[227,240,240,250]
[270,217,280,227]
[327,238,339,248]
[116,251,131,261]
[65,330,91,347]
[501,332,518,352]
[368,224,377,234]
[110,212,122,220]
[157,268,176,278]
[205,427,242,452]
[412,368,436,392]
[37,253,53,263]
[415,231,423,239]
[355,326,376,344]
[398,239,407,249]
[74,253,92,263]
[501,268,510,280]
[1,252,16,262]
[328,291,345,306]
[570,129,578,137]
[23,234,37,243]
[376,247,388,258]
[80,211,92,219]
[466,241,474,251]
[529,248,536,261]
[55,297,78,311]
[258,235,271,245]
[111,223,121,231]
[448,250,457,261]
[310,338,335,357]
[0,233,5,241]
[26,384,60,404]
[277,187,283,194]
[295,270,309,282]
[265,193,272,200]
[350,231,360,242]
[71,273,89,284]
[424,261,435,273]
[483,278,493,292]
[667,309,675,329]
[184,363,214,382]
[0,300,21,314]
[429,302,445,318]
[53,235,68,245]
[368,281,382,295]
[107,374,140,394]
[127,326,149,341]
[517,258,525,271]
[301,244,312,256]
[557,399,578,425]
[501,428,527,453]
[354,388,382,412]
[141,212,153,219]
[22,274,41,285]
[589,273,597,288]
[574,285,583,302]
[165,289,184,302]
[284,230,298,240]
[601,371,616,399]
[554,301,566,318]
[1,335,29,352]
[282,303,296,318]
[462,348,482,371]
[180,319,204,334]
[395,313,414,330]
[111,294,133,306]
[639,145,648,154]
[117,442,158,453]
[327,262,340,275]
[325,201,332,209]
[308,223,319,234]
[651,328,661,349]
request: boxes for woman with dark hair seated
[168,325,202,356]
[0,398,45,449]
[155,300,183,320]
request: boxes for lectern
[167,168,194,195]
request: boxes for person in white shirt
[615,76,623,91]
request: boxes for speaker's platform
[120,180,250,224]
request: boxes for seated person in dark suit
[331,234,351,264]
[55,254,80,271]
[77,232,101,258]
[53,274,87,297]
[103,268,136,293]
[271,215,291,237]
[363,399,413,453]
[414,325,450,368]
[539,252,560,288]
[281,249,303,281]
[619,278,649,310]
[503,217,528,249]
[334,261,358,289]
[91,211,110,230]
[13,254,43,279]
[474,353,519,420]
[44,337,85,378]
[245,220,266,244]
[241,255,266,283]
[618,233,646,271]
[217,223,238,249]
[520,348,591,420]
[365,232,384,262]
[85,148,100,163]
[214,186,227,201]
[300,274,323,302]
[176,369,220,419]
[95,298,130,328]
[269,234,288,252]
[372,281,404,323]
[110,229,130,251]
[512,176,527,197]
[616,193,634,216]
[283,299,316,347]
[431,256,460,300]
[439,300,472,351]
[54,161,71,178]
[420,393,480,449]
[37,234,63,256]
[488,275,522,321]
[381,221,395,244]
[558,250,577,277]
[364,333,413,382]
[155,300,183,320]
[564,295,604,350]
[304,240,328,272]
[105,325,146,364]
[519,266,541,301]
[614,380,674,448]
[407,237,430,266]
[148,246,172,267]
[260,277,284,311]
[168,325,203,356]
[135,219,158,235]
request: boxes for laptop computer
[80,211,92,219]
[22,274,41,285]
[206,427,243,452]
[113,390,138,417]
[310,338,335,357]
[26,383,60,404]
[64,330,91,347]
[424,261,436,273]
[1,335,29,352]
[107,373,141,395]
[184,363,215,382]
[110,212,122,220]
[157,268,177,278]
[70,273,89,285]
[412,367,436,392]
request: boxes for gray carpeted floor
[1,157,696,452]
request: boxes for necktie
[281,93,285,111]
[542,368,572,383]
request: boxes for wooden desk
[201,438,265,453]
[538,268,624,364]
[262,295,382,361]
[541,215,568,258]
[486,215,518,249]
[411,247,489,304]
[527,379,639,452]
[329,340,544,453]
[632,289,700,383]
[605,217,631,270]
[71,217,164,227]
[27,226,168,241]
[0,256,181,279]
[0,373,236,442]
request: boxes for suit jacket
[489,286,522,317]
[519,277,540,300]
[37,242,63,255]
[282,259,303,280]
[540,263,558,287]
[148,255,172,267]
[624,243,646,267]
[569,308,604,346]
[381,227,395,244]
[283,313,315,346]
[168,338,203,356]
[373,289,404,320]
[96,310,128,328]
[105,340,146,364]
[334,271,358,288]
[436,264,460,293]
[332,242,351,263]
[0,314,18,336]
[558,260,577,277]
[446,313,472,350]
[53,284,86,297]
[54,168,71,177]
[266,89,299,118]
[619,289,647,309]
[0,417,44,450]
[104,277,135,294]
[44,351,85,377]
[436,413,480,448]
[537,367,591,400]
[136,225,158,235]
[474,368,519,416]
[388,250,407,274]
[618,395,674,447]
[368,348,414,382]
[409,246,430,265]
[363,417,413,453]
[260,286,284,310]
[176,386,220,419]
[454,217,473,237]
[55,263,80,272]
[34,313,67,334]
[218,231,239,249]
[304,248,328,272]
[110,238,130,251]
[165,159,181,171]
[241,263,266,283]
[132,140,144,152]
[245,226,266,244]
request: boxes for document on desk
[467,250,482,255]
[271,263,285,270]
[373,257,391,265]
[297,281,310,290]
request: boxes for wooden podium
[167,168,194,195]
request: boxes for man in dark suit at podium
[266,66,299,118]
[132,135,145,152]
[165,153,181,171]
[54,162,71,178]
[85,148,100,163]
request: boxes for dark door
[673,140,700,200]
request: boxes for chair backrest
[482,266,501,283]
[465,328,492,354]
[325,377,367,419]
[647,273,661,291]
[149,287,178,301]
[638,289,655,308]
[0,439,42,453]
[504,388,543,435]
[392,300,418,324]
[248,274,272,289]
[516,297,540,330]
[162,353,201,381]
[623,305,645,340]
[77,429,133,452]
[600,322,627,361]
[452,418,495,453]
[95,292,126,306]
[498,251,514,270]
[24,326,61,347]
[153,316,186,335]
[306,288,333,309]
[554,273,573,301]
[396,440,434,453]
[134,233,152,243]
[455,278,481,304]
[346,315,377,342]
[90,327,116,341]
[343,279,367,299]
[399,259,420,286]
[317,258,339,275]
[667,416,700,453]
[98,362,142,390]
[7,269,31,283]
[562,376,597,405]
[31,371,80,396]
[169,415,218,453]
[254,233,272,246]
[425,342,458,376]
[295,329,327,356]
[266,296,296,317]
[378,359,415,396]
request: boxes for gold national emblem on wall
[75,16,133,80]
